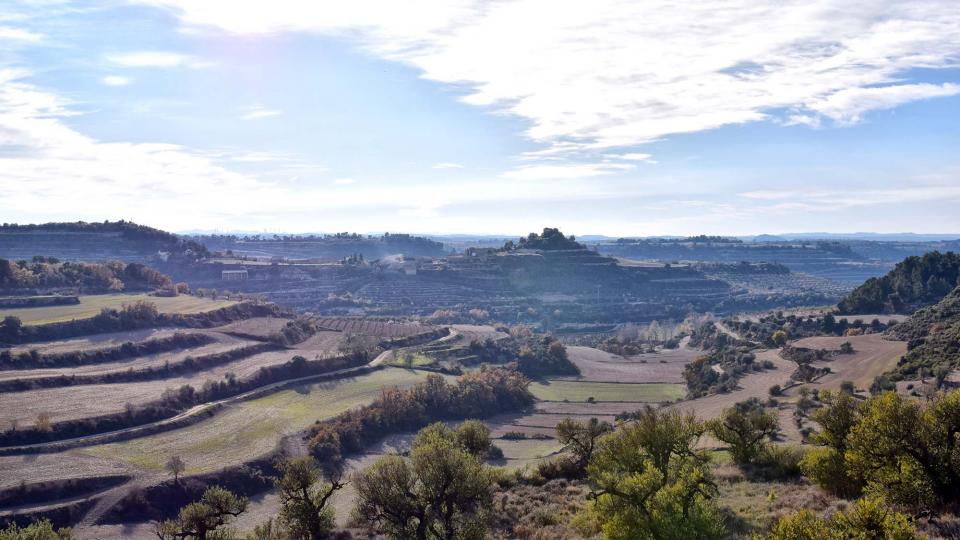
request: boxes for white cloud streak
[101,75,131,86]
[240,106,282,120]
[143,0,960,159]
[106,51,209,68]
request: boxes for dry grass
[0,294,236,326]
[530,380,684,403]
[670,349,794,422]
[77,368,429,475]
[560,345,697,384]
[789,333,906,393]
[0,347,296,427]
[0,332,254,382]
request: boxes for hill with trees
[0,221,208,264]
[837,251,960,314]
[0,258,174,294]
[886,285,960,379]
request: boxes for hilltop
[837,251,960,314]
[0,222,208,264]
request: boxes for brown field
[0,294,237,326]
[311,317,430,337]
[0,332,255,382]
[7,327,182,356]
[789,333,906,393]
[670,349,794,422]
[0,347,298,427]
[561,345,697,383]
[215,317,292,338]
[450,324,509,341]
[0,453,132,490]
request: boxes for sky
[1,1,959,237]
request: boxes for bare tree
[165,456,186,484]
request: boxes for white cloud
[0,26,42,42]
[432,162,464,169]
[106,51,209,68]
[806,83,960,125]
[605,153,653,162]
[143,0,960,160]
[332,177,355,184]
[501,162,634,180]
[240,106,282,120]
[101,75,131,86]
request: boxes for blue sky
[1,1,959,236]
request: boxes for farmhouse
[221,269,249,281]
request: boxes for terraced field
[561,344,697,383]
[790,333,906,392]
[78,367,429,475]
[0,346,295,427]
[311,317,430,337]
[0,294,237,326]
[530,380,685,402]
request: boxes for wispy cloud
[106,51,209,69]
[101,75,131,86]
[0,26,42,42]
[240,106,282,120]
[501,162,634,180]
[146,0,960,160]
[432,162,464,169]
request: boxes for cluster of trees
[838,251,960,314]
[886,285,960,379]
[722,312,888,347]
[503,227,584,251]
[307,367,533,465]
[0,258,173,293]
[802,388,960,508]
[0,332,212,370]
[463,334,580,377]
[684,326,770,397]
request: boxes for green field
[77,368,429,474]
[529,380,685,402]
[0,293,237,325]
[496,438,563,469]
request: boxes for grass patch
[77,368,429,475]
[0,294,237,326]
[388,352,435,368]
[495,438,564,469]
[529,380,685,402]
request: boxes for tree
[707,399,778,466]
[846,390,960,507]
[556,416,612,474]
[0,519,73,540]
[800,390,863,498]
[585,408,724,540]
[453,420,493,459]
[767,497,921,540]
[155,486,248,540]
[35,412,52,433]
[275,457,344,540]
[165,456,187,484]
[839,341,854,354]
[353,423,493,540]
[771,330,788,347]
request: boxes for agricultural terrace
[78,367,431,475]
[0,294,236,326]
[311,317,430,337]
[788,333,906,393]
